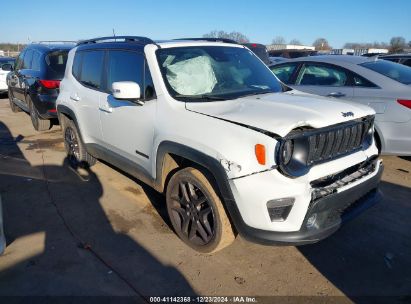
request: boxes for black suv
[7,42,74,131]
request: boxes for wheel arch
[57,105,84,141]
[373,124,384,153]
[155,142,231,198]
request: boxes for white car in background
[0,57,15,94]
[270,56,411,155]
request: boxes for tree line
[0,43,25,52]
[203,31,411,53]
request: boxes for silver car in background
[270,56,411,155]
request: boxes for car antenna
[112,28,116,41]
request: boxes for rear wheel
[28,97,51,131]
[62,116,96,167]
[166,167,235,253]
[8,89,21,113]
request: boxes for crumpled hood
[185,90,375,137]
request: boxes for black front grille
[306,117,373,165]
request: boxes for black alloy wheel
[169,180,215,246]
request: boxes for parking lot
[0,95,410,300]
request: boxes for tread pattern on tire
[8,91,21,113]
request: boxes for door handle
[70,95,80,102]
[327,92,346,98]
[98,104,112,113]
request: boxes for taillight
[39,80,60,89]
[397,99,411,109]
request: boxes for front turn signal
[255,144,266,165]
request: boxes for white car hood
[185,90,375,137]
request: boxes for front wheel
[166,167,235,253]
[8,89,21,113]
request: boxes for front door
[99,50,156,174]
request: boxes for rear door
[292,62,354,99]
[72,49,105,144]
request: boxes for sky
[1,0,410,48]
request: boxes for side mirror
[1,64,13,72]
[112,81,141,100]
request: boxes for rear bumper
[228,162,383,246]
[32,93,58,118]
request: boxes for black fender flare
[154,141,247,235]
[56,105,85,142]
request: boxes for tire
[28,97,51,131]
[166,167,235,253]
[61,115,96,167]
[8,89,21,113]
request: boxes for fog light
[267,197,294,221]
[306,213,317,229]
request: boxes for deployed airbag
[166,56,217,95]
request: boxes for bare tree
[203,30,249,43]
[289,39,302,45]
[313,38,331,50]
[343,41,389,49]
[390,36,406,53]
[271,36,286,45]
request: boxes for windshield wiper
[174,94,228,101]
[238,90,276,98]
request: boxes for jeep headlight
[277,137,310,178]
[281,139,294,165]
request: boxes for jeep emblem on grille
[341,111,354,117]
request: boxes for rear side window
[270,63,298,84]
[382,58,400,63]
[79,50,105,90]
[106,50,144,92]
[45,50,69,79]
[296,63,349,86]
[402,59,411,68]
[23,49,33,69]
[72,52,82,80]
[31,51,41,71]
[352,74,378,88]
[360,60,411,85]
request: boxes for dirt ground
[0,96,410,302]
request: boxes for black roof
[75,36,240,52]
[76,36,154,52]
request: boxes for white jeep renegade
[56,36,383,253]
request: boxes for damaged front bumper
[225,158,383,246]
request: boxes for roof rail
[77,36,155,46]
[174,38,238,44]
[32,41,76,44]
